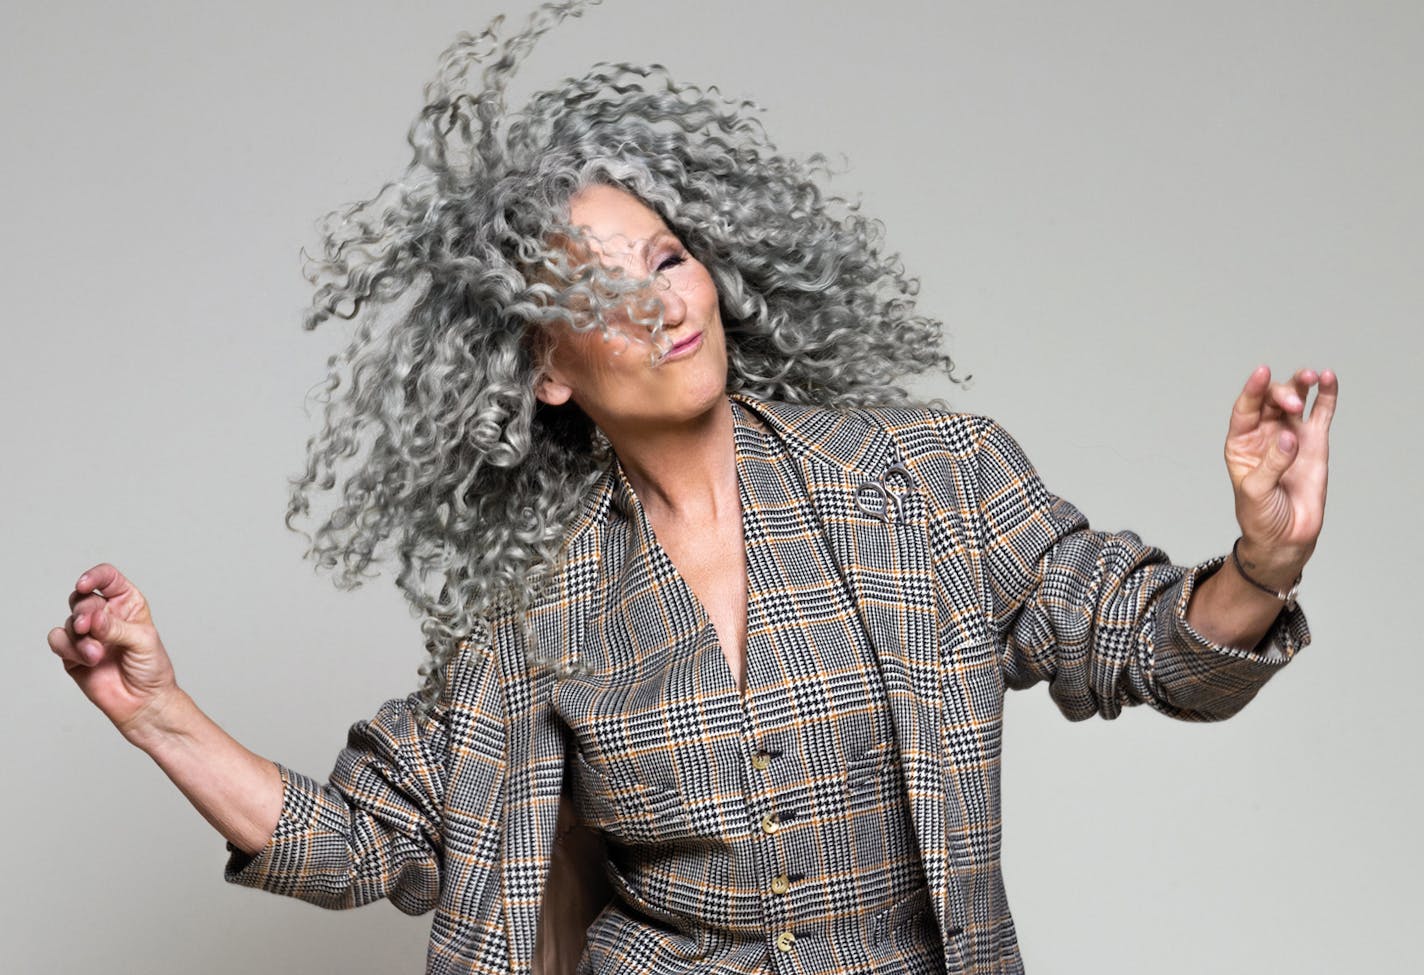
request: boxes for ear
[530,323,575,407]
[534,369,574,407]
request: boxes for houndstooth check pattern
[222,392,1310,974]
[556,398,943,974]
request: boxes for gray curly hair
[285,0,968,714]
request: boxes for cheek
[703,273,724,316]
[565,326,650,383]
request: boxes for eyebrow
[602,229,681,262]
[625,229,681,263]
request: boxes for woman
[47,1,1334,973]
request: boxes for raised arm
[47,562,450,914]
[974,364,1334,721]
[47,563,284,854]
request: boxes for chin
[643,375,726,426]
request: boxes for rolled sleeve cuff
[1147,554,1312,719]
[1169,553,1312,663]
[222,763,334,892]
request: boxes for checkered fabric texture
[223,392,1310,975]
[554,398,943,973]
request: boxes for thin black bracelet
[1230,537,1302,611]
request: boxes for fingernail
[75,614,85,629]
[77,575,88,588]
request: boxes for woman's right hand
[48,563,181,743]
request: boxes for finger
[1227,364,1272,439]
[1307,368,1339,430]
[48,625,94,668]
[1239,428,1299,500]
[69,594,109,634]
[67,585,108,611]
[89,603,139,653]
[63,612,105,663]
[1268,380,1306,416]
[1288,367,1318,406]
[74,563,136,601]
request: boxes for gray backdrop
[5,0,1418,971]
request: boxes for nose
[658,281,687,328]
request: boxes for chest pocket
[569,748,693,846]
[844,740,901,807]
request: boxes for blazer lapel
[734,394,967,949]
[499,466,616,975]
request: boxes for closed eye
[657,254,687,272]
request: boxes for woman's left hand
[1223,364,1338,583]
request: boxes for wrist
[1234,536,1309,591]
[119,686,198,754]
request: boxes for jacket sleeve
[221,688,449,914]
[972,415,1311,722]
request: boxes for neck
[601,395,738,523]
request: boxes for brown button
[770,874,790,895]
[751,751,772,770]
[760,812,781,835]
[775,930,796,952]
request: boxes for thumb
[91,604,145,654]
[1241,429,1297,500]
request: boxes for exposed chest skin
[649,508,750,694]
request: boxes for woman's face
[533,183,729,435]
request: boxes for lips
[662,331,703,360]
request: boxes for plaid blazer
[224,392,1310,975]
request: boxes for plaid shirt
[561,397,942,973]
[223,392,1310,975]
